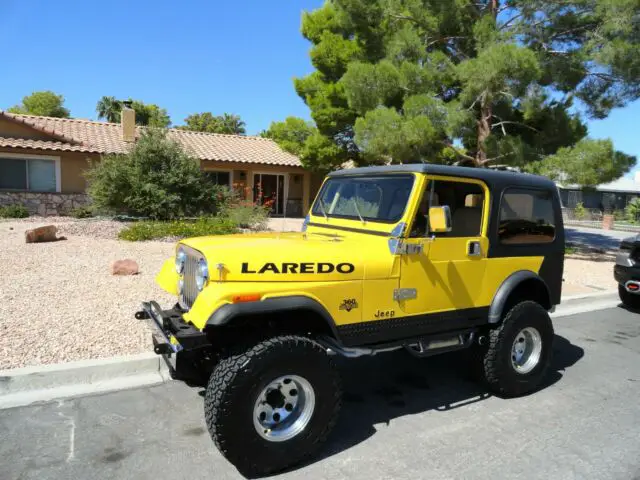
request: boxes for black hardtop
[328,164,556,191]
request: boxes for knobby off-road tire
[204,335,342,478]
[476,301,554,397]
[618,284,640,309]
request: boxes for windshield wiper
[317,198,329,220]
[352,198,365,225]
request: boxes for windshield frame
[311,173,416,225]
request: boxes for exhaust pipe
[625,280,640,294]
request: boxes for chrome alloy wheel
[511,327,543,374]
[253,375,316,442]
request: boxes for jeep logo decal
[241,262,355,274]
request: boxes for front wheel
[204,335,342,477]
[476,301,554,397]
[618,284,640,309]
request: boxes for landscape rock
[111,259,139,275]
[25,225,59,243]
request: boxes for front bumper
[136,302,213,383]
[137,301,210,354]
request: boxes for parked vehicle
[614,234,640,308]
[136,164,565,477]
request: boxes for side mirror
[429,206,452,233]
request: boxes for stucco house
[0,109,322,217]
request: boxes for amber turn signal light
[232,294,262,303]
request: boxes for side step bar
[405,330,476,358]
[319,328,477,359]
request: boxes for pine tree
[292,0,638,182]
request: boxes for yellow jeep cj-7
[137,164,564,476]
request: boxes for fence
[562,207,640,233]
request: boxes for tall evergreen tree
[293,0,638,182]
[8,91,70,118]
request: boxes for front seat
[450,207,483,237]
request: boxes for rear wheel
[204,335,342,477]
[618,284,640,309]
[476,301,554,397]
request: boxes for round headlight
[195,258,209,291]
[175,248,187,274]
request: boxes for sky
[0,0,638,175]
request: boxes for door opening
[254,173,286,216]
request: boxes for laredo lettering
[336,263,355,274]
[317,263,334,273]
[241,263,256,274]
[259,263,280,274]
[241,262,355,274]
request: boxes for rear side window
[499,189,556,244]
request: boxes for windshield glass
[312,174,415,223]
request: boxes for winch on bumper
[135,301,211,381]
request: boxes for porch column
[247,170,254,203]
[302,172,311,215]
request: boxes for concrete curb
[0,289,624,410]
[554,290,620,318]
[0,352,169,410]
[561,289,618,302]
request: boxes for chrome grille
[179,246,204,310]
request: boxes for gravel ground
[0,218,174,370]
[563,256,617,293]
[0,217,619,370]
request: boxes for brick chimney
[121,101,135,143]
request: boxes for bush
[626,198,640,223]
[86,129,218,220]
[574,202,586,220]
[223,202,270,229]
[0,204,29,218]
[118,216,238,241]
[217,184,270,229]
[70,206,94,218]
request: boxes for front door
[254,173,286,216]
[398,176,490,317]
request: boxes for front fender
[206,295,340,338]
[156,257,179,296]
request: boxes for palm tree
[96,96,122,123]
[220,113,246,135]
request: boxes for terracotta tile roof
[0,111,303,167]
[0,137,99,152]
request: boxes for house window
[0,157,58,192]
[206,171,231,187]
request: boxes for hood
[180,231,376,282]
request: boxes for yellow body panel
[154,171,549,334]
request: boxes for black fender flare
[206,295,340,338]
[488,270,551,324]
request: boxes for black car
[614,234,640,308]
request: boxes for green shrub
[86,129,219,220]
[574,202,586,220]
[613,209,626,221]
[0,204,29,218]
[625,198,640,223]
[118,216,238,241]
[70,206,94,218]
[221,202,270,229]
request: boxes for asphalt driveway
[566,226,634,251]
[1,306,639,480]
